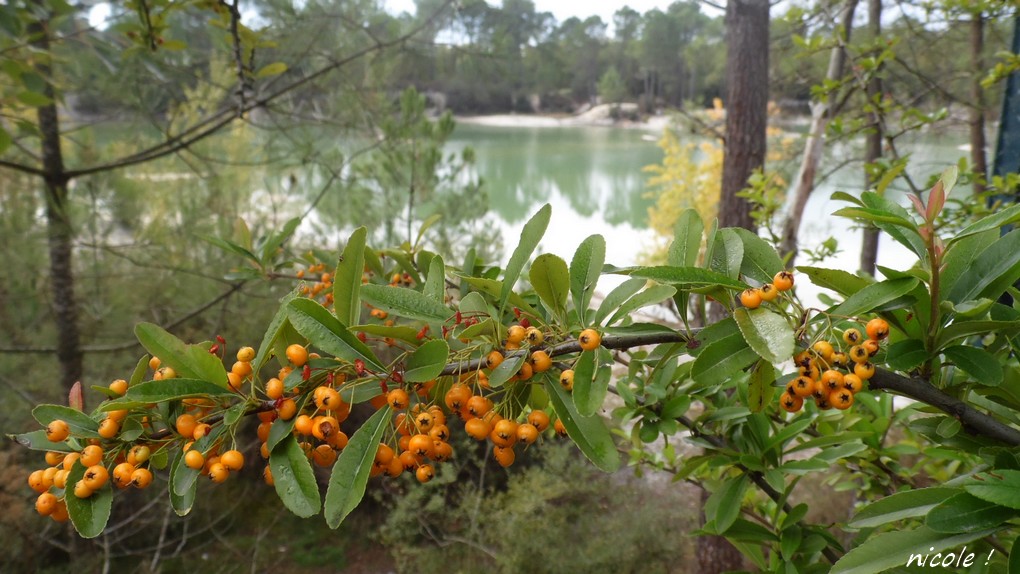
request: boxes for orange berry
[491,420,518,448]
[98,419,119,439]
[83,465,109,490]
[185,449,205,470]
[176,414,198,439]
[408,434,433,458]
[263,465,274,485]
[507,325,527,344]
[208,462,229,483]
[465,418,491,441]
[559,370,574,391]
[285,344,308,367]
[493,445,515,467]
[486,350,504,370]
[843,373,864,393]
[779,392,803,413]
[44,451,64,467]
[525,327,544,345]
[220,450,244,471]
[829,389,855,410]
[554,418,568,437]
[148,356,161,370]
[773,271,794,291]
[386,389,410,410]
[46,420,70,442]
[530,350,552,372]
[277,398,298,420]
[843,328,863,345]
[80,445,103,467]
[236,346,256,362]
[265,377,284,400]
[527,410,550,432]
[516,423,539,445]
[739,288,763,310]
[759,283,779,302]
[74,479,94,499]
[578,329,601,351]
[109,379,128,396]
[865,318,889,341]
[415,464,435,483]
[35,492,58,516]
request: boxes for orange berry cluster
[740,271,795,310]
[297,262,334,305]
[779,318,890,413]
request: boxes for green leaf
[592,278,645,327]
[287,298,384,372]
[253,291,298,373]
[545,377,620,472]
[830,527,997,574]
[926,492,1017,533]
[943,346,1002,387]
[623,266,747,291]
[574,350,613,417]
[884,339,928,372]
[105,379,235,408]
[324,406,391,528]
[7,430,76,452]
[965,469,1020,510]
[733,308,795,365]
[732,228,784,284]
[168,451,197,516]
[829,277,918,319]
[859,192,929,260]
[351,324,420,345]
[668,209,704,267]
[32,405,99,435]
[691,335,758,389]
[796,266,870,297]
[747,361,776,413]
[255,62,288,78]
[487,354,525,388]
[0,126,11,155]
[710,228,743,279]
[606,284,676,327]
[571,349,597,414]
[938,320,1020,349]
[270,434,322,518]
[17,90,53,106]
[941,229,998,303]
[423,255,446,303]
[705,474,749,534]
[134,323,228,387]
[457,276,541,318]
[948,203,1020,246]
[64,461,112,538]
[334,227,367,327]
[500,204,551,310]
[946,229,1020,305]
[361,284,453,324]
[197,234,260,264]
[259,217,300,264]
[570,235,605,325]
[404,339,449,383]
[530,253,569,319]
[849,487,962,528]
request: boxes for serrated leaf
[270,434,321,518]
[691,335,758,389]
[830,527,997,574]
[592,278,645,327]
[938,320,1020,349]
[947,229,1020,305]
[623,266,747,290]
[710,228,743,279]
[404,339,449,382]
[487,354,525,388]
[423,255,445,303]
[829,277,918,319]
[545,377,620,472]
[747,361,775,413]
[500,204,551,310]
[734,308,794,365]
[606,284,676,327]
[7,430,76,452]
[64,461,112,538]
[334,227,366,327]
[965,469,1020,510]
[101,379,235,410]
[884,339,928,372]
[947,203,1020,246]
[168,451,196,516]
[943,345,1002,386]
[134,323,228,387]
[796,266,870,297]
[849,487,962,528]
[668,209,703,267]
[570,235,605,325]
[361,284,453,324]
[33,405,100,436]
[530,253,569,320]
[732,228,784,284]
[324,406,391,528]
[287,298,384,372]
[926,492,1017,533]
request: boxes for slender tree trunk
[860,0,883,275]
[780,0,859,261]
[720,0,770,231]
[970,12,988,196]
[32,15,83,391]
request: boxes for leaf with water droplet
[270,434,321,518]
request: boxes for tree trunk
[32,15,83,391]
[720,0,770,231]
[970,12,988,196]
[859,0,883,276]
[779,0,859,261]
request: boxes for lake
[445,119,971,293]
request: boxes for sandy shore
[456,106,671,132]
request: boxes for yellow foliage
[641,129,722,264]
